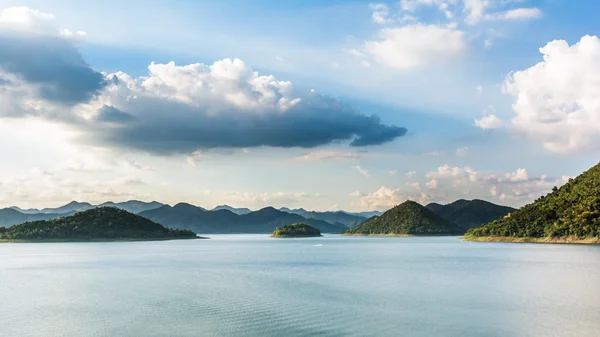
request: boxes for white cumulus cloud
[474,114,503,130]
[503,35,600,152]
[354,165,371,177]
[365,24,466,69]
[485,8,542,21]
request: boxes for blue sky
[0,0,598,211]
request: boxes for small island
[345,200,464,236]
[0,207,202,242]
[271,223,322,238]
[464,161,600,244]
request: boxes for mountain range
[138,204,348,234]
[1,199,516,235]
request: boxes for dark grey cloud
[82,97,407,154]
[95,105,134,123]
[0,27,406,153]
[0,76,11,86]
[0,32,106,104]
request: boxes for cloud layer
[0,7,407,155]
[0,8,104,105]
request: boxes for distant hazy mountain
[3,200,370,231]
[296,211,367,228]
[278,207,308,216]
[139,204,347,234]
[212,205,252,215]
[426,199,516,231]
[343,211,383,218]
[40,201,94,214]
[0,208,72,227]
[278,208,374,227]
[8,206,45,215]
[98,200,164,214]
[346,201,463,236]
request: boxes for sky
[0,0,598,211]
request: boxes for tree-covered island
[271,223,323,238]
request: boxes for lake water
[1,235,599,337]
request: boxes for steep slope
[0,207,197,241]
[466,162,600,242]
[426,199,516,231]
[346,201,463,236]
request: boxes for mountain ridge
[139,204,347,234]
[425,199,516,231]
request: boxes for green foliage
[346,201,464,235]
[466,162,600,239]
[426,199,516,231]
[272,223,322,237]
[0,207,197,241]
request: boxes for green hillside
[345,201,463,236]
[466,162,600,243]
[0,207,198,242]
[426,199,516,231]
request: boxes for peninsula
[465,162,600,244]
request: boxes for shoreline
[0,236,209,243]
[462,235,600,245]
[270,235,323,238]
[343,233,459,237]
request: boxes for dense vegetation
[346,201,464,235]
[271,223,322,238]
[466,162,600,240]
[426,199,516,231]
[0,207,198,241]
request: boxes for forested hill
[426,199,516,231]
[346,201,463,236]
[0,207,198,242]
[466,162,600,241]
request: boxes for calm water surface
[1,235,599,337]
